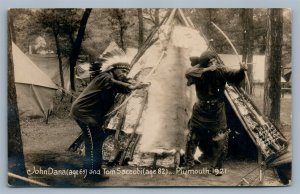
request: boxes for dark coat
[186,67,244,131]
[70,72,130,126]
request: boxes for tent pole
[258,151,266,184]
[165,9,177,26]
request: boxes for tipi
[106,8,288,165]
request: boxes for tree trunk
[53,30,65,89]
[116,10,127,51]
[119,22,125,50]
[138,9,144,49]
[263,9,283,126]
[9,10,17,43]
[68,32,75,47]
[154,9,160,26]
[8,16,27,186]
[241,9,254,94]
[69,8,92,91]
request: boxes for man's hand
[127,78,137,84]
[240,62,248,71]
[128,82,151,90]
[206,64,218,72]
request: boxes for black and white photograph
[7,8,292,187]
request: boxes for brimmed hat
[189,50,218,67]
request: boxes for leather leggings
[76,120,106,171]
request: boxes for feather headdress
[100,49,131,72]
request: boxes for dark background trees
[187,8,290,66]
[12,9,291,65]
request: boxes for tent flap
[16,84,56,118]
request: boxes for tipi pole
[119,90,148,165]
[178,9,190,27]
[165,9,177,26]
[106,50,166,117]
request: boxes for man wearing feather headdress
[70,54,148,181]
[184,50,247,175]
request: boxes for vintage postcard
[8,8,292,187]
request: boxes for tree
[241,9,254,94]
[69,8,92,91]
[35,9,66,89]
[59,9,84,49]
[108,9,130,50]
[263,9,283,126]
[52,24,65,89]
[143,9,161,26]
[34,9,85,91]
[9,10,17,43]
[8,12,27,186]
[138,9,144,49]
[154,9,160,26]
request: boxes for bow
[211,22,251,94]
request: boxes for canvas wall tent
[219,54,266,83]
[220,54,290,97]
[283,63,292,82]
[219,54,287,83]
[12,42,58,119]
[29,54,71,91]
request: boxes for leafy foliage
[12,8,291,65]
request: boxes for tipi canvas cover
[108,9,208,156]
[12,42,58,119]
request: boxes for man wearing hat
[184,50,247,175]
[71,57,148,181]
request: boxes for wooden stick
[119,90,148,165]
[242,178,250,185]
[8,172,49,187]
[129,134,141,161]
